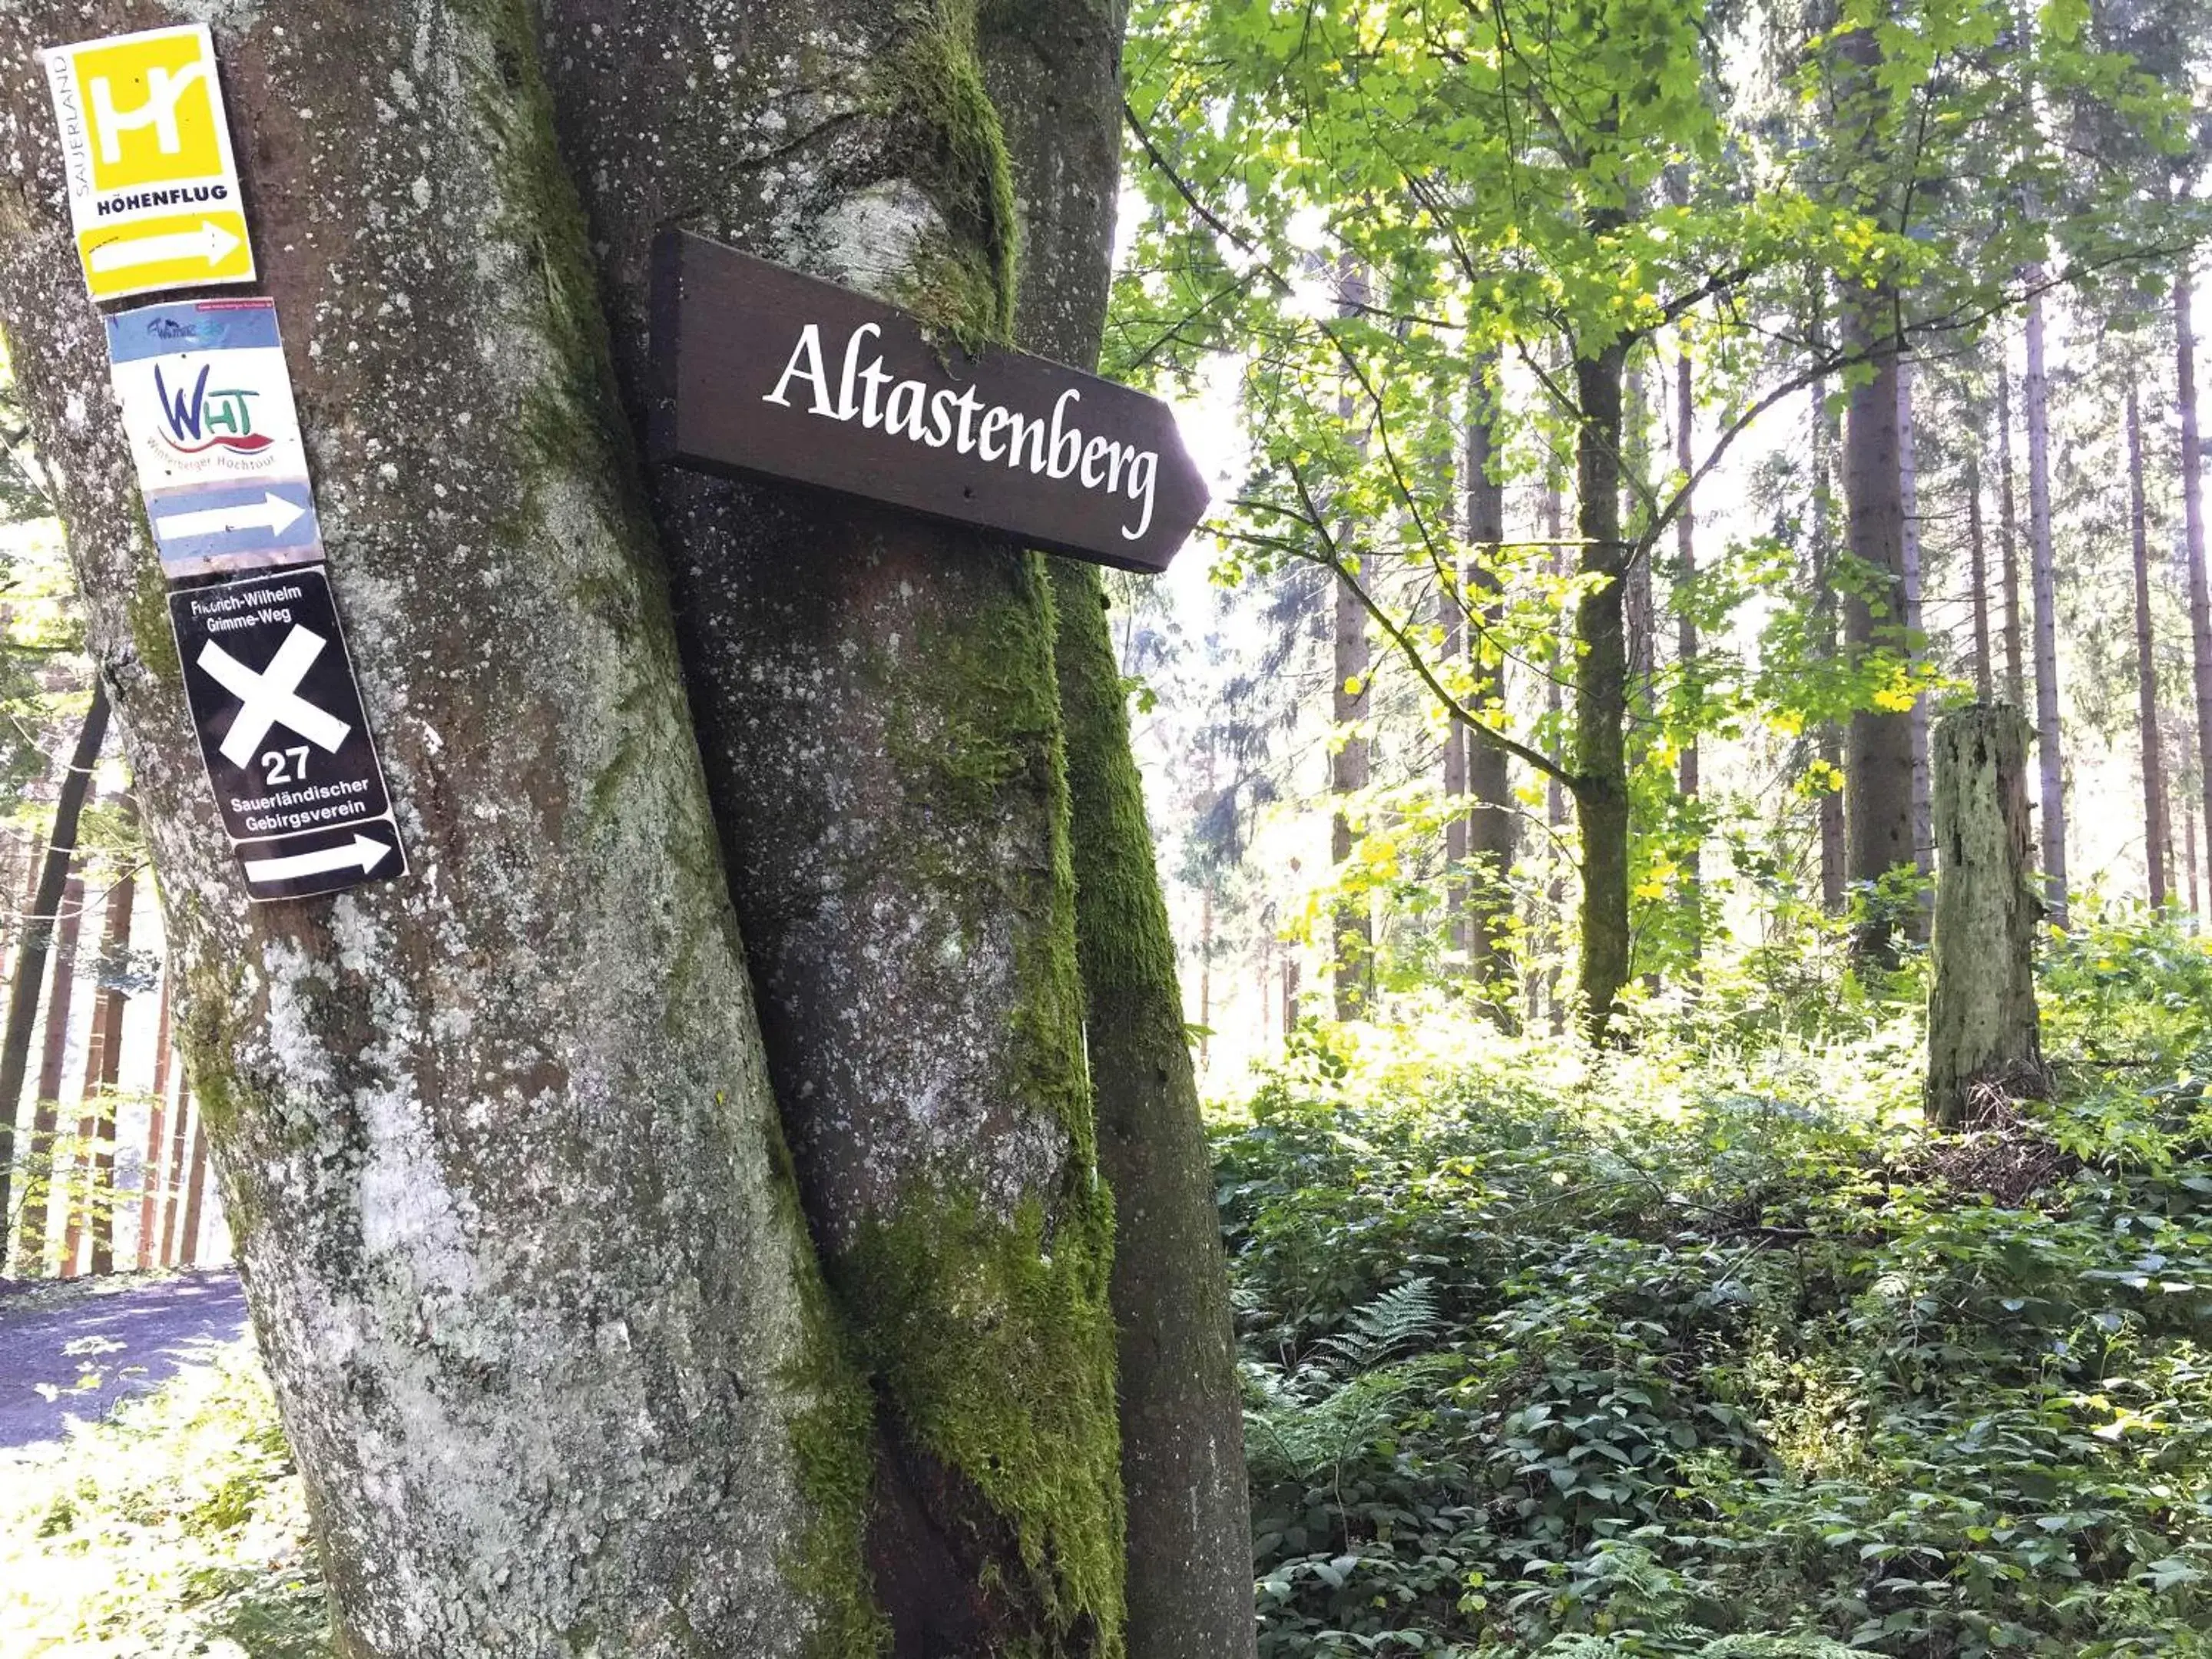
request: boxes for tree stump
[1926,704,2048,1127]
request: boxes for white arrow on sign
[242,833,391,886]
[153,491,307,543]
[88,219,243,274]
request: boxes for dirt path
[0,1270,250,1449]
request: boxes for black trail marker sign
[649,231,1209,573]
[169,566,406,902]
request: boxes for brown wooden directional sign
[648,230,1208,573]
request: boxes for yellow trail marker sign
[43,25,255,303]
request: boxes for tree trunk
[67,813,134,1278]
[1442,452,1469,968]
[0,684,105,1244]
[3,8,859,1652]
[2022,285,2067,927]
[1898,356,1933,926]
[1810,344,1846,916]
[1465,355,1517,1022]
[1330,267,1375,1022]
[1998,353,2028,712]
[174,1090,205,1268]
[15,872,82,1273]
[1543,465,1570,1035]
[538,0,1128,1644]
[1967,450,1993,702]
[1926,706,2047,1127]
[2189,795,2204,920]
[1574,338,1633,1035]
[1676,340,1701,975]
[976,17,1255,1631]
[161,1063,192,1269]
[2180,270,2212,915]
[1051,568,1255,1659]
[1842,280,1913,967]
[137,977,172,1270]
[2129,387,2171,906]
[81,805,135,1283]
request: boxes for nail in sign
[43,25,256,303]
[649,232,1209,574]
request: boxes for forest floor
[0,1269,247,1449]
[6,913,2212,1656]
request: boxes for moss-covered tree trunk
[1926,706,2046,1128]
[1050,568,1254,1659]
[0,6,864,1653]
[977,12,1259,1651]
[538,1,1128,1648]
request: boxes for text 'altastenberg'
[764,323,1161,541]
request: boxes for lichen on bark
[0,4,867,1653]
[538,0,1130,1646]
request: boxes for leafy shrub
[1227,923,2212,1656]
[0,1341,328,1657]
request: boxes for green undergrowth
[1227,910,2212,1657]
[0,1342,327,1657]
[15,913,2212,1656]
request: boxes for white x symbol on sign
[198,626,353,767]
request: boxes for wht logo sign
[199,627,351,766]
[88,60,207,164]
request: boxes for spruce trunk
[1926,706,2047,1127]
[2180,272,2212,909]
[1842,283,1913,966]
[2023,286,2067,926]
[14,871,83,1273]
[2,8,856,1651]
[1898,356,1932,920]
[1968,451,1993,703]
[1999,356,2028,714]
[2128,388,2170,906]
[538,0,1128,1644]
[0,684,104,1245]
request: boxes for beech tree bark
[3,7,861,1654]
[1926,706,2046,1128]
[993,22,1257,1648]
[538,0,1128,1644]
[1051,568,1253,1659]
[2128,387,2171,906]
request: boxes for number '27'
[263,747,310,786]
